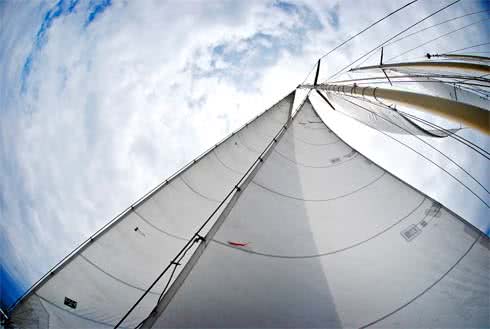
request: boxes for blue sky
[1,0,489,313]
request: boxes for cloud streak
[1,0,488,311]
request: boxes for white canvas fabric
[150,98,489,328]
[9,93,295,329]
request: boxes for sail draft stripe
[87,197,427,260]
[137,93,300,329]
[272,147,361,169]
[33,294,121,328]
[242,112,338,146]
[212,151,243,175]
[359,235,482,328]
[252,171,387,202]
[132,209,188,242]
[214,144,362,171]
[7,92,296,315]
[79,255,161,296]
[211,197,427,259]
[178,176,222,203]
[282,130,341,146]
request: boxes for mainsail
[6,89,489,328]
[6,93,295,328]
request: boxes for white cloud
[0,0,488,308]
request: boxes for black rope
[327,0,462,81]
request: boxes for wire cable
[321,92,489,207]
[445,41,490,54]
[395,110,490,159]
[326,0,462,81]
[384,9,490,47]
[299,0,418,85]
[356,9,490,68]
[387,17,490,62]
[341,94,490,193]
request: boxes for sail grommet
[194,234,206,243]
[235,185,241,192]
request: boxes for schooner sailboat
[2,1,489,328]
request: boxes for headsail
[139,98,489,328]
[8,93,295,329]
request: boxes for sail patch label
[64,297,77,309]
[401,225,421,241]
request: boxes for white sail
[8,93,295,329]
[142,98,489,328]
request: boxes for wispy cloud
[1,0,488,311]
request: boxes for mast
[300,83,490,135]
[348,61,490,75]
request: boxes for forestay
[9,93,295,329]
[149,98,489,328]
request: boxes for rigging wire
[355,9,490,67]
[396,110,490,160]
[341,94,490,191]
[320,92,489,207]
[326,0,462,81]
[444,41,490,54]
[299,0,419,85]
[384,9,490,47]
[387,17,490,62]
[346,94,490,191]
[133,240,197,329]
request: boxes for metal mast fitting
[349,61,490,75]
[301,83,490,135]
